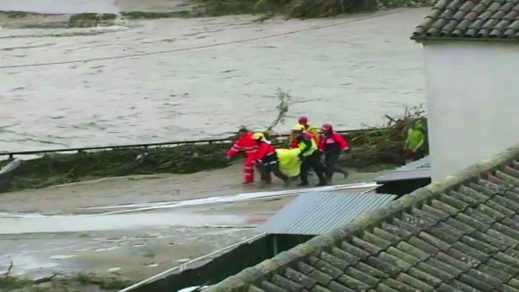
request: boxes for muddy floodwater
[0,8,426,151]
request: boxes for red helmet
[298,116,308,125]
[321,123,333,132]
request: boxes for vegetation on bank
[190,0,433,18]
[0,0,434,28]
[0,144,230,193]
[0,270,132,292]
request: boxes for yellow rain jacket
[276,148,302,177]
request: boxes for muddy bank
[0,10,193,29]
[0,143,230,193]
[0,272,132,292]
[0,116,425,193]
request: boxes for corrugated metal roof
[394,156,430,171]
[260,192,396,235]
[375,156,431,182]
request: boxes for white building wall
[423,41,519,181]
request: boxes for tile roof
[207,144,519,292]
[412,0,519,41]
[260,192,396,235]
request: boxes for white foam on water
[49,254,76,260]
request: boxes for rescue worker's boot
[316,179,328,187]
[316,173,329,186]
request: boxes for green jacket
[405,127,425,152]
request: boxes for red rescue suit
[227,132,258,183]
[255,141,277,164]
[255,140,288,184]
[318,131,350,153]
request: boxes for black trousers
[325,151,344,181]
[261,160,288,183]
[300,151,326,185]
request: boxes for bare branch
[384,115,396,123]
[33,272,60,284]
[3,261,13,278]
[266,87,292,132]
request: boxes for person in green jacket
[404,118,427,162]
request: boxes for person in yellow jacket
[292,125,327,186]
[276,148,302,178]
[290,117,319,148]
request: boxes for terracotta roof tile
[327,280,354,292]
[412,0,519,40]
[382,278,418,292]
[249,285,265,292]
[260,280,284,291]
[508,278,519,288]
[446,279,478,291]
[458,273,495,290]
[396,272,435,291]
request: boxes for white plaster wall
[423,41,519,181]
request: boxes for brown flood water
[0,7,426,151]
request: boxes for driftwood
[2,261,13,278]
[33,272,60,284]
[2,261,59,285]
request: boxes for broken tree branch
[385,114,396,123]
[266,88,292,132]
[3,261,13,278]
[33,272,60,284]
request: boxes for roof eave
[411,35,519,43]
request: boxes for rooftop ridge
[412,0,519,41]
[208,143,519,291]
